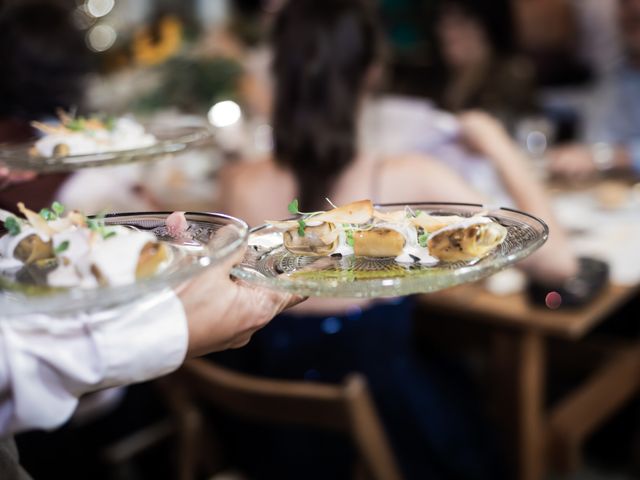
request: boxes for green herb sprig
[418,231,429,248]
[39,201,65,221]
[87,212,117,240]
[287,199,325,238]
[66,117,86,132]
[54,240,70,254]
[3,216,21,236]
[345,228,355,247]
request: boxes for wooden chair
[165,358,404,480]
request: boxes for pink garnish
[166,211,189,237]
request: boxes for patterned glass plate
[232,203,548,298]
[0,212,247,315]
[0,124,212,173]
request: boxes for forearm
[486,140,579,280]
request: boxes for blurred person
[548,0,640,180]
[570,0,622,79]
[216,1,581,479]
[433,0,537,125]
[512,0,595,85]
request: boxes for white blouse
[0,290,187,436]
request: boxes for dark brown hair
[271,0,382,210]
[0,1,92,119]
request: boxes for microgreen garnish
[66,117,86,131]
[104,116,116,131]
[39,208,54,221]
[52,201,65,216]
[286,198,324,217]
[4,216,21,236]
[288,199,299,215]
[39,201,66,221]
[54,240,70,254]
[345,229,355,247]
[287,198,328,237]
[297,219,306,237]
[325,197,338,209]
[418,232,429,248]
[405,207,423,219]
[87,212,117,240]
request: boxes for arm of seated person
[380,146,579,284]
[548,143,638,180]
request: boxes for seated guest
[433,0,537,126]
[217,1,578,479]
[549,0,640,179]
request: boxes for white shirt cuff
[90,289,188,388]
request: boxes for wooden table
[418,282,640,480]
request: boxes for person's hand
[0,167,36,190]
[547,144,597,181]
[457,111,513,158]
[176,243,304,357]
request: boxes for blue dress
[211,298,503,480]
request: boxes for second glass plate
[0,211,247,315]
[232,203,548,298]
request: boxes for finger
[208,225,248,270]
[218,243,248,272]
[285,294,306,309]
[233,275,306,307]
[236,283,299,322]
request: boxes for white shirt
[360,95,513,207]
[0,289,188,436]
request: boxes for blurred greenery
[136,56,244,114]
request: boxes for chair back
[175,358,403,480]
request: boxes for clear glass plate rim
[232,202,549,297]
[0,125,213,170]
[0,210,248,315]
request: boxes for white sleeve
[0,289,188,436]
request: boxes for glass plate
[232,203,548,298]
[0,212,247,315]
[0,124,212,173]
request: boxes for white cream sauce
[35,117,156,157]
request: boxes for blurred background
[2,0,640,479]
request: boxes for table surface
[418,282,639,339]
[418,179,640,340]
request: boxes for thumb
[208,224,249,272]
[235,281,305,322]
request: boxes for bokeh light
[526,130,548,157]
[86,24,117,52]
[208,101,242,127]
[545,291,562,310]
[85,0,115,18]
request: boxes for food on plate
[165,211,189,237]
[266,199,507,264]
[0,202,170,288]
[353,228,405,257]
[426,217,507,262]
[30,110,157,158]
[595,180,630,210]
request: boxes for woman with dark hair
[218,0,577,478]
[434,0,537,123]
